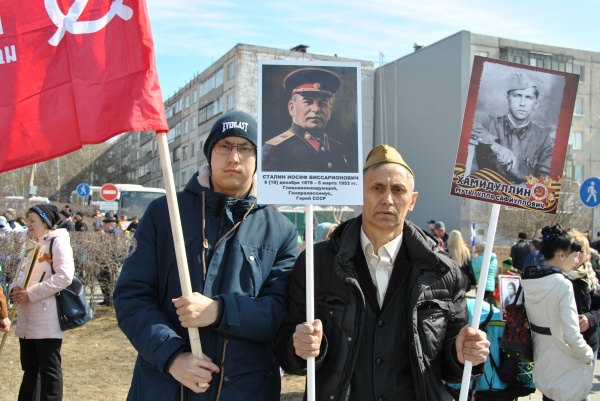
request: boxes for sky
[145,0,599,100]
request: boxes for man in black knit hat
[114,111,298,401]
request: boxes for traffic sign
[100,183,119,201]
[76,183,91,197]
[580,177,600,208]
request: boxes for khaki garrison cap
[363,144,414,177]
[505,72,537,94]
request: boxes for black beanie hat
[203,111,257,165]
[29,204,60,229]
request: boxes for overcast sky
[146,0,599,99]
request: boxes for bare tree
[493,179,591,238]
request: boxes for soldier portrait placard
[257,60,362,205]
[450,56,580,214]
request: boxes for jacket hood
[521,266,564,304]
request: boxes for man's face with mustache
[288,93,333,133]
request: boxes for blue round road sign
[76,183,91,197]
[580,177,600,208]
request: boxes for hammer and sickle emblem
[45,0,133,46]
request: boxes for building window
[573,164,584,182]
[564,159,573,179]
[192,115,197,128]
[184,95,190,108]
[191,142,195,157]
[184,120,189,134]
[173,146,181,161]
[569,131,583,150]
[201,75,215,96]
[182,145,188,160]
[573,65,584,82]
[215,68,224,87]
[181,170,187,186]
[227,62,236,80]
[193,89,198,103]
[198,107,207,124]
[206,98,223,120]
[227,93,235,111]
[574,98,584,116]
[167,123,181,142]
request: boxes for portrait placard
[450,56,580,214]
[257,60,362,205]
[499,275,521,321]
[13,240,42,288]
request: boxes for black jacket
[275,217,475,401]
[570,278,600,352]
[510,239,530,271]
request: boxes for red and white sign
[100,184,119,201]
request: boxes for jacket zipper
[216,339,229,401]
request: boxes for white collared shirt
[360,228,403,307]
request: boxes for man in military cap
[275,144,489,400]
[262,67,354,172]
[470,72,554,184]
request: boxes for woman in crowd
[471,242,498,303]
[447,230,477,291]
[9,204,74,401]
[521,225,593,401]
[565,229,600,401]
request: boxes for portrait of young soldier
[262,67,357,173]
[470,72,555,184]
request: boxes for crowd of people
[2,110,599,400]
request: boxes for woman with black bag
[9,204,74,401]
[520,225,593,401]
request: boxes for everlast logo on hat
[222,121,249,132]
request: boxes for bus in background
[117,185,165,219]
[70,184,166,219]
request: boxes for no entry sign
[100,183,119,201]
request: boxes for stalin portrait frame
[258,61,361,174]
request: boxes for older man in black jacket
[275,144,489,401]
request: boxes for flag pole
[458,203,501,401]
[156,133,204,363]
[304,204,316,401]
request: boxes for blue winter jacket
[114,167,298,401]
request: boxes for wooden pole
[156,133,204,367]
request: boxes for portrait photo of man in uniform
[466,63,566,184]
[260,64,360,173]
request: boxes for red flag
[0,0,168,173]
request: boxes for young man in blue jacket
[275,144,490,401]
[114,111,298,401]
